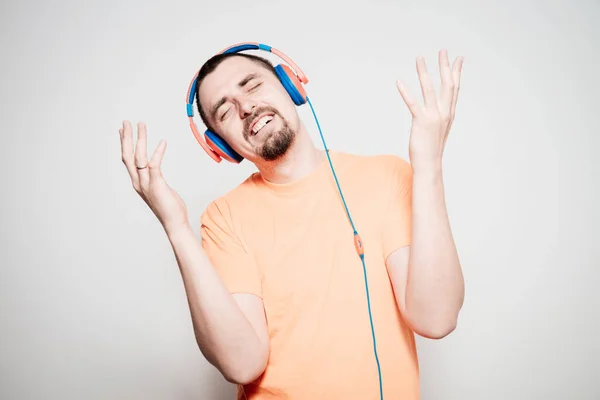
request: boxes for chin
[255,129,295,162]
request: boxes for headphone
[185,42,386,399]
[185,42,309,164]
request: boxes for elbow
[405,310,459,340]
[413,319,457,339]
[223,360,267,386]
[221,350,269,386]
[404,295,464,340]
[196,336,269,386]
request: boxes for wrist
[165,222,193,242]
[411,160,443,179]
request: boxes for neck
[255,123,325,184]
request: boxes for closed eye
[220,108,230,121]
[218,82,262,121]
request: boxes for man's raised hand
[119,121,189,234]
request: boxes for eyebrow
[209,73,260,121]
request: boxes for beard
[257,122,295,161]
[244,106,296,162]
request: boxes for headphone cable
[306,96,384,400]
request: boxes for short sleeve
[381,156,413,258]
[200,199,262,298]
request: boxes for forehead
[198,57,269,102]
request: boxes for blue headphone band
[186,43,309,107]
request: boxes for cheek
[282,101,300,127]
[269,90,298,122]
[217,121,244,147]
[264,84,293,107]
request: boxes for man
[119,48,465,399]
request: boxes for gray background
[1,0,598,399]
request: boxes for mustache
[244,106,280,139]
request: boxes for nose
[239,100,256,119]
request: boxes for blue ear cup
[275,64,307,106]
[204,129,244,163]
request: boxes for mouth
[249,113,275,137]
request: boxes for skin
[118,50,465,384]
[197,56,326,184]
[389,50,465,338]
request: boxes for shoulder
[201,172,262,227]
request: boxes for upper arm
[200,200,270,362]
[386,245,410,316]
[232,293,269,354]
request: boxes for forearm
[405,164,464,337]
[166,224,267,383]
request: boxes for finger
[396,79,419,117]
[416,56,438,110]
[120,121,140,191]
[439,49,454,113]
[134,122,150,190]
[148,140,167,181]
[443,58,463,149]
[450,56,464,116]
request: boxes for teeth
[252,115,274,134]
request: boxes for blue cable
[306,97,384,400]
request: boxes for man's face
[198,56,299,163]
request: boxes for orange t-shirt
[200,150,419,399]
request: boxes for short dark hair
[194,52,277,133]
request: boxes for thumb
[149,140,167,180]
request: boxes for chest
[239,184,390,313]
[246,184,384,263]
